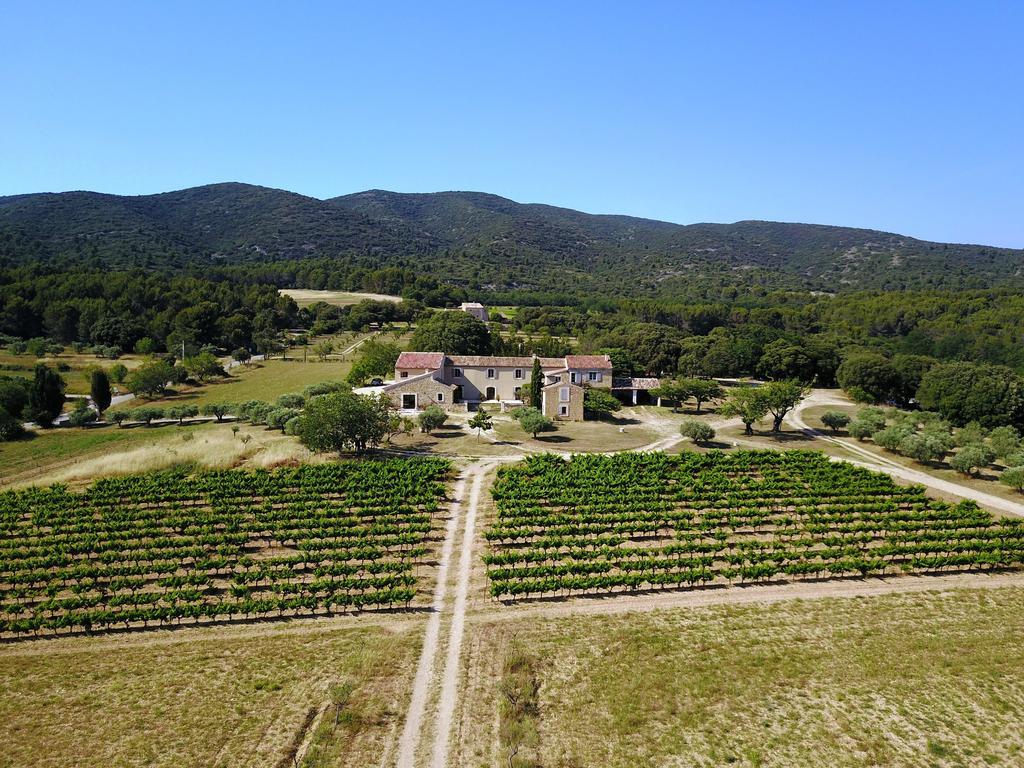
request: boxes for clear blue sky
[2,1,1022,246]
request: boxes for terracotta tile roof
[565,354,613,369]
[395,352,446,370]
[448,355,565,368]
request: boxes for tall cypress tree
[529,357,544,408]
[29,364,66,428]
[90,369,112,416]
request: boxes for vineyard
[0,458,450,637]
[485,451,1024,600]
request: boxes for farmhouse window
[559,387,570,402]
[514,369,523,379]
[486,368,496,379]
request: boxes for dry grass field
[0,620,423,768]
[455,587,1024,768]
[491,414,660,453]
[279,289,402,307]
[0,421,315,489]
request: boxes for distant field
[280,289,403,307]
[0,352,144,395]
[0,620,422,768]
[456,587,1024,767]
[110,357,355,412]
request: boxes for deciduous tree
[298,391,390,455]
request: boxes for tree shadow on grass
[535,434,571,444]
[606,415,642,426]
[701,440,734,450]
[750,429,815,443]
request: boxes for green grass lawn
[458,587,1024,768]
[110,357,356,412]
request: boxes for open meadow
[0,421,316,489]
[0,619,423,768]
[455,586,1024,768]
[279,289,403,307]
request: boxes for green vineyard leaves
[0,459,449,637]
[484,451,1024,600]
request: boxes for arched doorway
[485,386,496,401]
[453,385,463,403]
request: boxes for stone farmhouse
[382,352,613,421]
[459,302,489,322]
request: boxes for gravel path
[790,393,1024,517]
[430,461,492,768]
[395,466,470,768]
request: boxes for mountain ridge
[1,182,1021,294]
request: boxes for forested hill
[1,182,1022,295]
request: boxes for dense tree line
[0,267,298,355]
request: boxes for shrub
[679,420,716,443]
[68,401,98,428]
[267,407,301,430]
[1001,466,1024,493]
[200,402,234,422]
[247,402,273,425]
[950,444,996,476]
[417,405,448,434]
[873,426,913,452]
[820,411,851,433]
[125,359,174,398]
[515,407,553,438]
[954,421,988,448]
[0,407,24,441]
[129,406,164,425]
[276,393,305,409]
[303,381,348,399]
[109,363,128,384]
[847,419,875,441]
[167,405,199,425]
[897,432,948,464]
[988,426,1021,460]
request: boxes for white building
[459,302,489,322]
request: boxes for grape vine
[485,451,1024,600]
